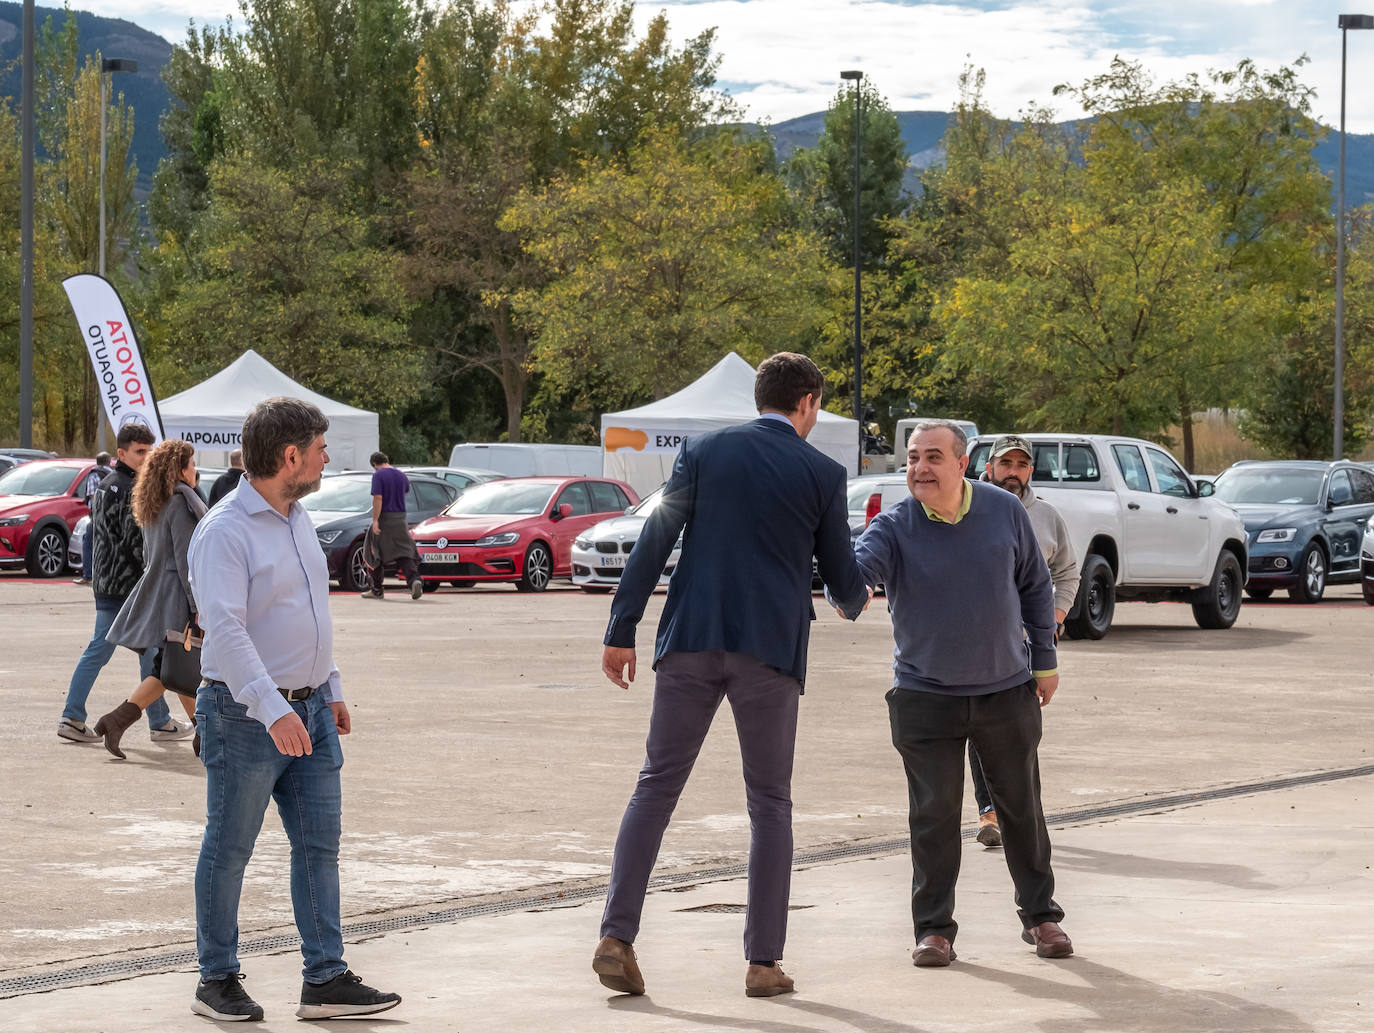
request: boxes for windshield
[444,480,555,516]
[300,477,373,513]
[630,487,665,516]
[0,464,78,497]
[1213,468,1323,506]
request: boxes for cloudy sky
[76,0,1374,132]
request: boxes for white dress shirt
[188,475,342,729]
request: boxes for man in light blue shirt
[187,397,401,1023]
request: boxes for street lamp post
[841,69,863,475]
[20,0,34,448]
[1335,16,1373,459]
[96,57,136,452]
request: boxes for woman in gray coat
[96,439,208,758]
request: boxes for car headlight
[574,535,593,550]
[474,531,520,547]
[0,515,29,527]
[316,529,344,545]
[1255,527,1297,543]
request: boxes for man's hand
[1035,672,1059,707]
[602,646,636,689]
[268,711,312,756]
[370,520,381,535]
[330,701,351,735]
[832,585,876,620]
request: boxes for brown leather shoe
[745,964,795,998]
[1022,921,1073,958]
[592,935,645,995]
[977,810,1002,847]
[912,934,956,967]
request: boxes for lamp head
[1339,14,1374,29]
[840,70,863,81]
[101,58,139,73]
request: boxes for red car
[0,459,97,577]
[411,476,639,591]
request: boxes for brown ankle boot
[93,701,143,760]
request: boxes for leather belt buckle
[278,686,315,701]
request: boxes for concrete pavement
[2,574,1372,1030]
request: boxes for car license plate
[599,554,627,568]
[422,551,461,563]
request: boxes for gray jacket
[1020,483,1080,615]
[108,483,208,650]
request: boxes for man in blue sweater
[835,419,1071,966]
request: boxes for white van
[447,442,602,478]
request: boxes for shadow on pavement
[1079,624,1309,651]
[956,956,1313,1033]
[610,993,831,1033]
[1049,844,1278,892]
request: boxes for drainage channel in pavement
[3,763,1370,998]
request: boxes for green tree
[158,158,421,411]
[501,128,841,414]
[399,0,732,441]
[787,79,909,269]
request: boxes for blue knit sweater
[843,479,1056,695]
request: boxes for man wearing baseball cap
[970,435,1079,849]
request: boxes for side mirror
[554,503,573,520]
[1196,482,1214,498]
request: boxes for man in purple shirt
[365,452,422,600]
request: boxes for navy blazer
[604,416,868,686]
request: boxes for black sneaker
[297,969,401,1019]
[192,973,264,1022]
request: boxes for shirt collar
[236,475,294,522]
[758,412,793,427]
[921,479,973,524]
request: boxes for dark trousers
[887,681,1063,944]
[601,650,801,961]
[969,743,994,814]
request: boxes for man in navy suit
[593,352,871,999]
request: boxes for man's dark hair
[754,352,825,414]
[241,397,330,479]
[95,451,112,466]
[115,424,156,450]
[370,451,389,467]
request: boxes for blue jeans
[195,681,346,984]
[62,601,172,728]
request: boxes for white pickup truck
[849,433,1249,638]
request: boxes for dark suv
[1211,460,1374,602]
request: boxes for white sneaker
[57,718,101,743]
[150,720,194,742]
[410,580,424,600]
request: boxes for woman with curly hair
[96,439,208,758]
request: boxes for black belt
[278,686,317,701]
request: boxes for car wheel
[579,585,612,594]
[516,542,552,592]
[1245,588,1272,601]
[25,525,67,578]
[1063,554,1114,640]
[1287,542,1327,603]
[1365,580,1374,606]
[1192,551,1243,629]
[340,541,368,593]
[422,581,439,593]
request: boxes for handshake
[831,584,876,620]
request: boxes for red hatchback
[411,476,639,591]
[0,459,97,577]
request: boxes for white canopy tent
[159,349,379,471]
[600,352,859,497]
